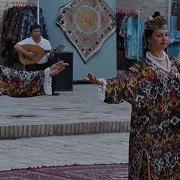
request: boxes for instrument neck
[44,50,51,53]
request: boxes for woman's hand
[85,73,103,85]
[49,60,69,76]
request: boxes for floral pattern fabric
[104,58,180,179]
[0,65,45,97]
[1,6,48,46]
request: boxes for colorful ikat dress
[0,66,52,97]
[99,55,180,179]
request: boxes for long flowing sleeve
[172,58,180,72]
[0,66,51,97]
[103,63,142,105]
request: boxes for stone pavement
[0,85,131,139]
[0,133,129,171]
[0,84,131,173]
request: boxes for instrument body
[18,44,64,65]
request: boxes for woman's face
[148,29,169,51]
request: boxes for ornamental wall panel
[56,0,116,63]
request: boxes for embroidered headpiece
[145,16,168,30]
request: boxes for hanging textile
[171,0,180,30]
[169,0,180,57]
[1,5,48,46]
[56,0,116,63]
[0,0,28,36]
[1,3,48,67]
[171,0,180,16]
[117,9,145,60]
[123,16,144,59]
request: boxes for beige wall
[116,0,169,19]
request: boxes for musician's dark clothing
[25,62,50,71]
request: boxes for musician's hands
[49,60,69,76]
[26,52,36,59]
[85,73,102,85]
[48,52,54,60]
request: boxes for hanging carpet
[56,0,116,63]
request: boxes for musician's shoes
[52,92,60,96]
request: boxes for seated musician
[14,23,52,71]
[14,24,62,95]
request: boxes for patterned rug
[56,0,116,63]
[0,163,128,180]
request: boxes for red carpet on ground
[0,163,128,180]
